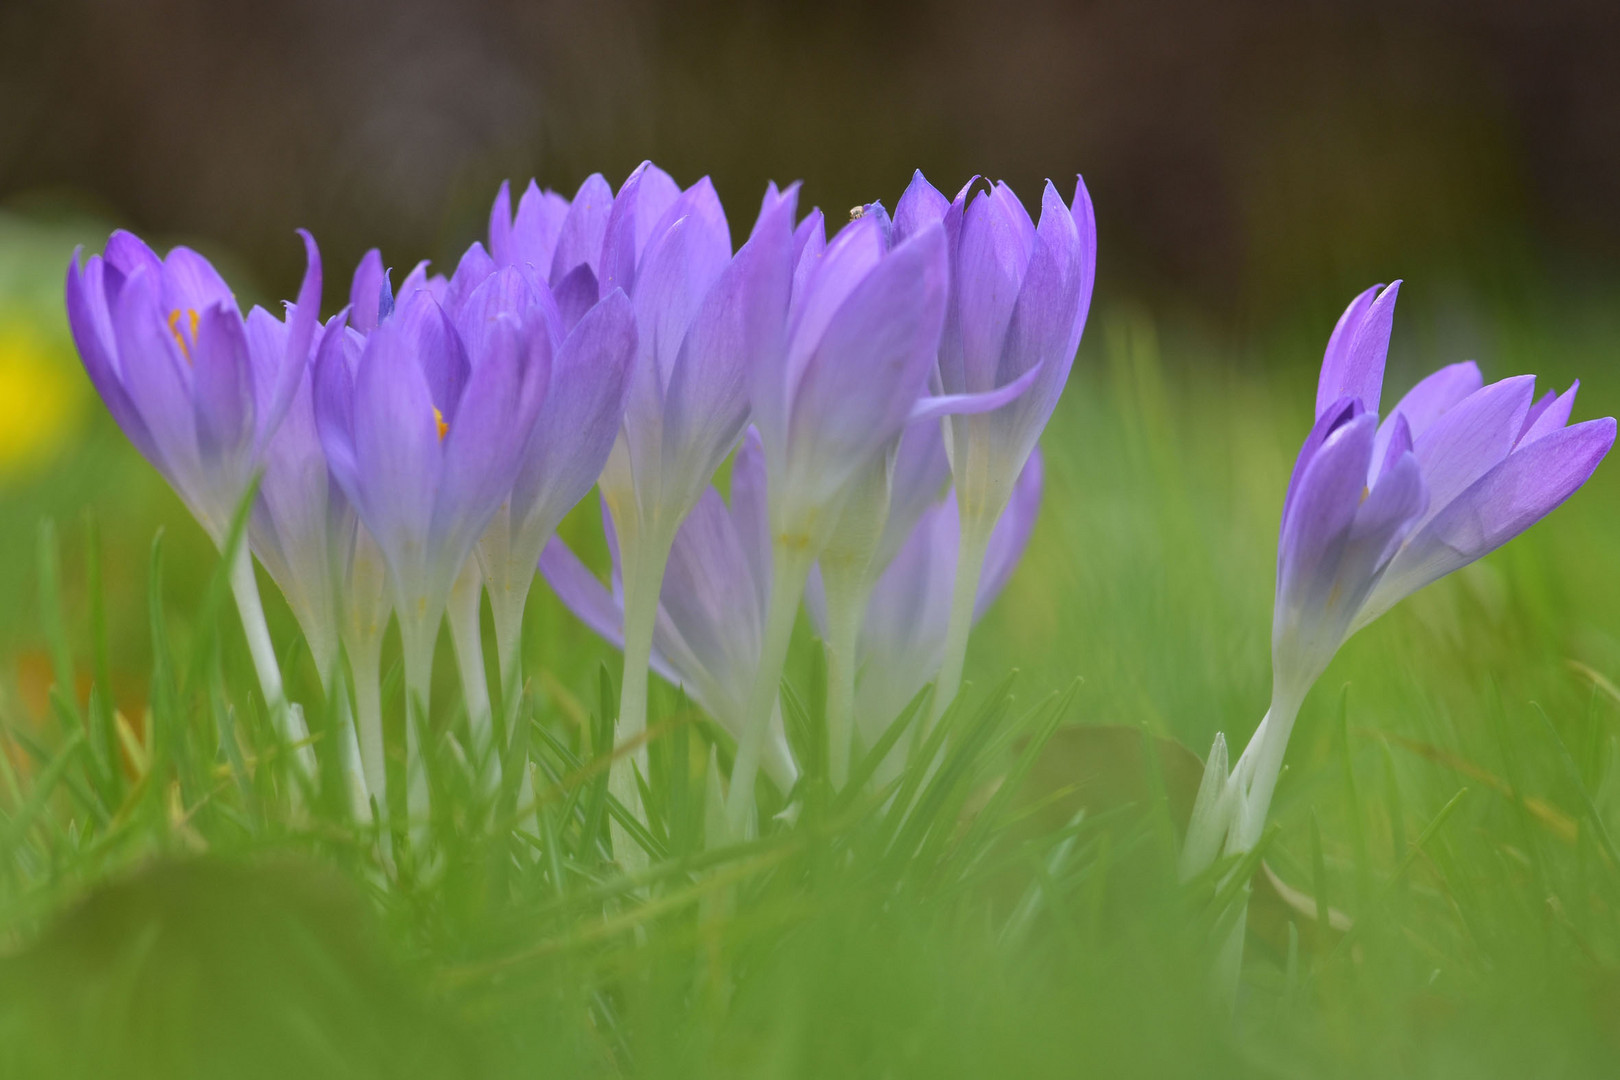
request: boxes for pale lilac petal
[190,304,256,460]
[540,537,627,648]
[906,361,1042,424]
[1361,417,1616,627]
[598,162,683,297]
[103,230,162,277]
[395,291,470,420]
[729,427,772,615]
[1410,374,1535,527]
[783,224,948,512]
[487,181,515,269]
[312,320,360,498]
[1519,380,1578,446]
[876,420,950,569]
[352,322,441,570]
[436,315,539,548]
[975,447,1043,617]
[548,173,614,284]
[349,248,387,334]
[1371,360,1482,466]
[1282,397,1364,532]
[632,212,732,395]
[159,247,236,316]
[552,263,600,332]
[440,242,497,322]
[660,489,761,695]
[949,187,1033,393]
[1314,283,1391,417]
[893,170,948,246]
[66,254,160,462]
[509,181,570,275]
[1277,412,1378,612]
[512,289,636,532]
[786,214,886,369]
[111,266,196,483]
[454,265,541,366]
[260,230,323,445]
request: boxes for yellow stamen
[167,309,200,358]
[434,406,448,442]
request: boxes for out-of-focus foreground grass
[2,210,1620,1078]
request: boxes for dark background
[3,0,1618,337]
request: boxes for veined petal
[894,170,948,246]
[633,212,732,396]
[975,447,1043,617]
[552,263,600,332]
[730,427,773,618]
[111,265,197,486]
[103,230,162,277]
[598,161,682,297]
[436,314,540,551]
[352,322,441,576]
[349,248,388,334]
[660,488,762,701]
[1357,416,1616,630]
[395,290,470,421]
[950,187,1033,393]
[441,242,498,322]
[159,246,236,317]
[1315,282,1398,417]
[508,180,570,275]
[191,304,256,462]
[1371,360,1482,467]
[783,224,948,517]
[67,253,160,463]
[454,265,542,367]
[549,173,614,284]
[260,229,323,446]
[784,214,887,398]
[512,289,636,535]
[1519,380,1578,446]
[1409,374,1535,529]
[312,318,362,500]
[1273,412,1378,687]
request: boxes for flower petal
[1359,416,1616,628]
[191,304,256,462]
[349,248,387,334]
[548,173,614,285]
[976,447,1043,617]
[1315,282,1399,418]
[352,321,441,578]
[1519,380,1578,446]
[1409,374,1535,529]
[893,170,948,246]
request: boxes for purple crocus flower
[807,448,1043,779]
[1182,282,1616,937]
[896,172,1096,729]
[730,190,1043,823]
[243,309,377,813]
[314,263,551,815]
[572,167,795,827]
[66,230,323,775]
[540,429,798,791]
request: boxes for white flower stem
[398,614,437,830]
[821,578,866,789]
[348,630,388,826]
[927,520,992,732]
[614,529,675,831]
[448,562,499,794]
[727,541,812,835]
[226,545,316,782]
[309,636,370,822]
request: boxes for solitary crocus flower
[807,448,1043,779]
[66,230,323,775]
[314,270,550,816]
[541,429,798,792]
[898,172,1096,728]
[1181,283,1615,984]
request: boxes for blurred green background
[3,2,1620,1076]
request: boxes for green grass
[3,251,1620,1076]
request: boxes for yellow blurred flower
[0,315,84,475]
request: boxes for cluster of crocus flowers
[1180,281,1615,986]
[66,163,1090,842]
